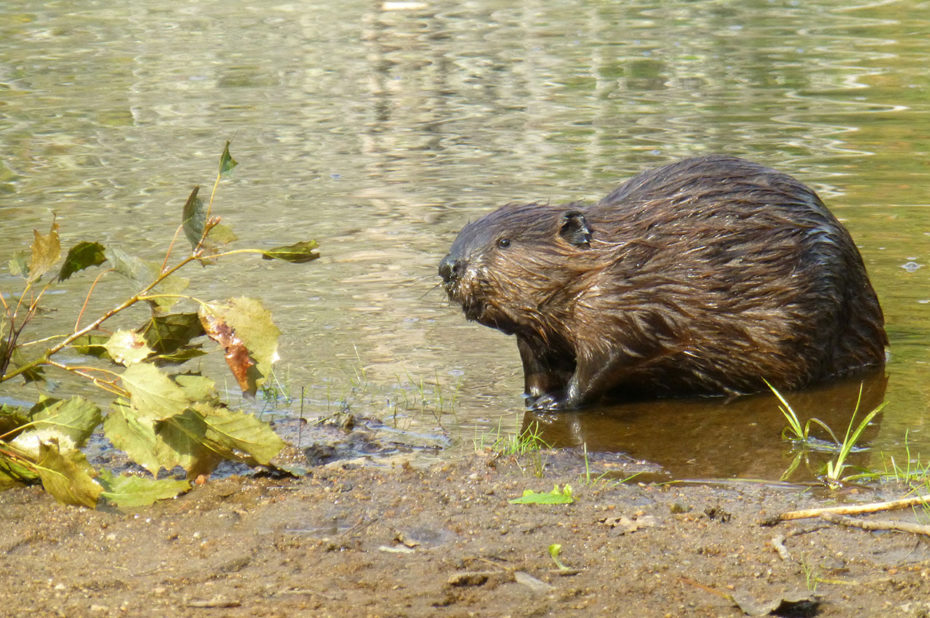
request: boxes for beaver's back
[569,155,886,396]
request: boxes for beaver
[438,155,887,411]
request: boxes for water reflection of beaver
[439,155,887,411]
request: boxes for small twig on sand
[818,512,930,537]
[772,494,930,523]
[770,534,791,560]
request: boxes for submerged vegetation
[0,143,319,507]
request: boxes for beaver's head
[439,202,594,335]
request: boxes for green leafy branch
[0,142,319,507]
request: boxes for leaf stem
[45,359,127,397]
[160,224,186,274]
[74,268,113,332]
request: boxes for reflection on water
[1,0,929,480]
[523,373,888,482]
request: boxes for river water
[2,0,929,480]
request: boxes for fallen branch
[819,512,930,537]
[773,494,930,522]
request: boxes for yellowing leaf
[70,334,111,359]
[0,403,30,437]
[104,399,161,474]
[147,272,189,312]
[35,441,102,508]
[202,407,286,465]
[0,452,38,487]
[120,364,189,421]
[104,330,153,366]
[98,470,190,507]
[152,348,207,365]
[28,221,61,283]
[205,223,237,246]
[175,374,216,402]
[29,396,101,447]
[8,250,29,278]
[156,410,222,478]
[199,297,280,396]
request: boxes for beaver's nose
[438,255,462,284]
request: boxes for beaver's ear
[559,211,592,247]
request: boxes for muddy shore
[2,448,930,617]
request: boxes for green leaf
[0,403,30,437]
[140,313,205,354]
[261,240,320,264]
[120,364,189,421]
[28,220,61,283]
[204,223,237,248]
[548,544,570,571]
[29,396,101,447]
[69,334,111,359]
[105,246,153,287]
[152,348,207,365]
[104,330,153,366]
[10,347,45,383]
[182,186,205,250]
[8,250,30,278]
[35,441,102,507]
[175,374,216,402]
[98,470,190,507]
[202,407,285,465]
[0,454,38,487]
[509,484,574,505]
[218,141,238,176]
[147,272,190,313]
[104,399,162,474]
[58,241,106,281]
[104,245,190,310]
[199,297,281,396]
[27,395,60,417]
[156,409,222,478]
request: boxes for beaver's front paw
[526,391,571,412]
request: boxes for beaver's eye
[497,237,511,249]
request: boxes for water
[2,0,929,481]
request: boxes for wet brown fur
[439,155,887,411]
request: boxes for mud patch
[2,451,930,616]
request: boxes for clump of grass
[824,399,886,487]
[800,554,821,594]
[475,418,550,477]
[877,431,930,485]
[258,365,293,411]
[768,379,842,449]
[768,381,885,488]
[475,418,549,455]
